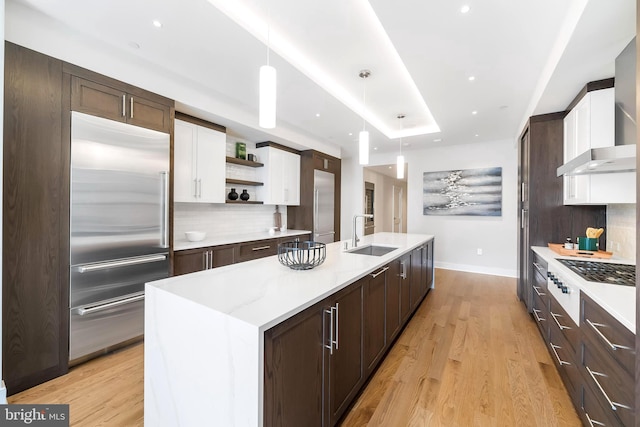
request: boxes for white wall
[342,139,518,277]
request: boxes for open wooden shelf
[226,178,264,186]
[226,156,264,167]
[225,200,264,205]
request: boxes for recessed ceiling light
[388,166,392,169]
[468,76,475,81]
[475,134,479,137]
[315,113,320,117]
[152,20,163,28]
[373,147,378,150]
[349,132,353,136]
[472,110,478,115]
[460,5,470,13]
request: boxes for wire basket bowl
[278,240,326,270]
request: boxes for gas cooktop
[557,259,636,287]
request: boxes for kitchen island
[145,232,434,426]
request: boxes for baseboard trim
[435,262,517,278]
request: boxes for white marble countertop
[174,229,312,251]
[149,232,433,331]
[531,246,635,333]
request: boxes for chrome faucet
[352,214,373,247]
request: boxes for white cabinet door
[174,119,226,203]
[561,88,633,205]
[174,120,198,203]
[256,146,301,205]
[195,126,226,203]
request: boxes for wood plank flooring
[8,269,580,426]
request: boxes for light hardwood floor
[9,269,581,426]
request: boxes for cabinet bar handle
[122,95,126,117]
[130,96,134,118]
[252,245,271,251]
[585,413,606,427]
[550,343,570,366]
[193,179,198,197]
[334,303,339,350]
[550,312,571,330]
[586,366,632,411]
[371,266,389,278]
[532,285,546,297]
[203,251,208,269]
[198,179,202,198]
[400,261,407,279]
[533,262,544,275]
[532,308,545,322]
[586,319,632,351]
[324,307,334,355]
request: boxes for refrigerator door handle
[314,188,319,232]
[160,171,169,248]
[73,292,144,316]
[76,254,167,273]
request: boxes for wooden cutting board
[548,243,613,259]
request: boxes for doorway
[363,164,408,234]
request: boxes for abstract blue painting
[423,167,502,216]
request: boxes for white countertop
[531,246,635,333]
[174,229,312,251]
[149,232,433,331]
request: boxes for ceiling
[7,0,636,159]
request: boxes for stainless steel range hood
[556,144,636,176]
[557,37,636,177]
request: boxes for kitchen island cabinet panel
[386,258,403,343]
[399,252,412,324]
[364,266,387,374]
[3,42,69,395]
[264,299,325,427]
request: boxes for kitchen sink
[347,245,398,256]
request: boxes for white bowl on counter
[185,231,207,242]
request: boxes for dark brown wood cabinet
[264,241,434,427]
[69,73,172,133]
[517,114,606,311]
[364,266,387,374]
[3,42,69,396]
[263,299,325,427]
[288,150,341,241]
[398,252,412,324]
[410,244,429,311]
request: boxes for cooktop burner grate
[557,259,636,287]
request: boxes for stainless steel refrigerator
[313,169,335,244]
[69,112,170,364]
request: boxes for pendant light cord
[266,3,271,66]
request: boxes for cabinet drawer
[548,295,579,354]
[548,320,580,402]
[581,338,634,426]
[237,239,278,262]
[581,293,634,376]
[531,289,548,340]
[580,382,622,427]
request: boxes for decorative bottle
[240,189,250,201]
[228,188,238,201]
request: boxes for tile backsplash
[174,203,287,240]
[606,204,636,261]
[174,135,286,240]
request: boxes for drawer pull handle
[532,308,545,322]
[585,412,606,427]
[532,285,546,297]
[324,307,334,355]
[532,262,545,275]
[586,366,632,411]
[586,319,632,351]
[550,343,570,366]
[371,266,389,278]
[550,312,571,330]
[252,245,271,251]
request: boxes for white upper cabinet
[174,119,226,203]
[256,145,300,205]
[563,87,635,205]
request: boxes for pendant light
[259,5,276,129]
[358,70,371,165]
[396,114,405,179]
